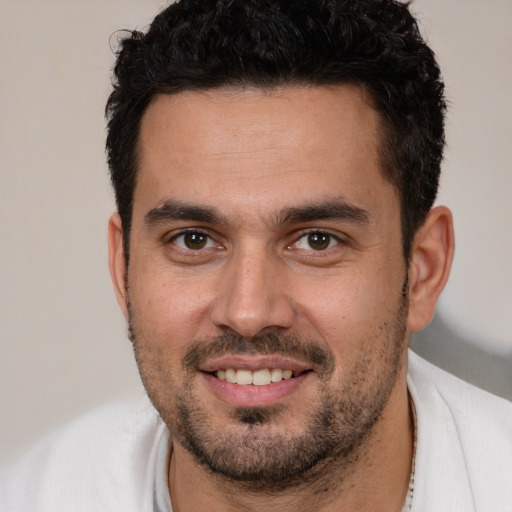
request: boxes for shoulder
[0,396,166,512]
[408,349,512,428]
[407,350,512,510]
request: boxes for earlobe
[407,206,455,331]
[108,213,129,320]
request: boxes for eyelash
[167,229,219,252]
[166,228,344,255]
[291,230,342,252]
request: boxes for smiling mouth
[208,368,310,386]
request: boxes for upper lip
[199,355,312,373]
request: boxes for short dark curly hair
[106,0,446,261]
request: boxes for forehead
[135,85,397,222]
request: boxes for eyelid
[289,229,345,251]
[167,228,220,251]
[164,227,347,253]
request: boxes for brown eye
[307,232,331,250]
[293,231,340,252]
[184,232,207,249]
[173,231,214,250]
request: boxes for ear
[108,213,129,320]
[407,206,455,331]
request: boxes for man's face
[120,86,409,487]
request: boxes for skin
[109,85,454,511]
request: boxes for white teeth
[225,368,237,384]
[252,369,272,386]
[270,368,283,382]
[236,369,253,385]
[214,368,298,385]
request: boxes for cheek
[291,266,405,357]
[294,274,390,330]
[128,262,218,345]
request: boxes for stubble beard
[129,284,409,492]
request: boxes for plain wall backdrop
[1,0,511,463]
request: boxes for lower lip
[200,372,311,407]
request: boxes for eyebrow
[144,197,370,228]
[275,199,370,227]
[144,200,227,226]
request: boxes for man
[1,0,511,510]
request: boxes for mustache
[183,332,335,376]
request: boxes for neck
[168,371,413,512]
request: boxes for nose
[210,248,295,338]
